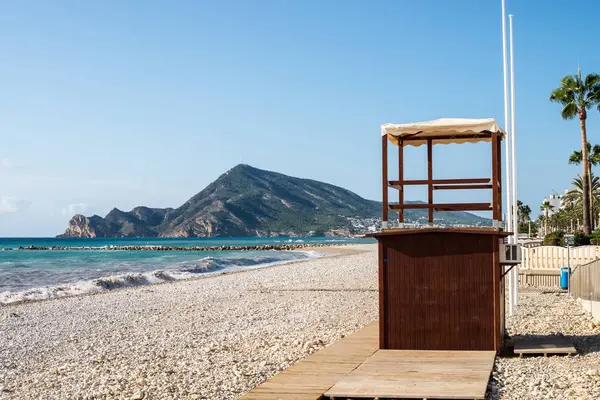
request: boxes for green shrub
[543,231,566,246]
[573,231,591,246]
[588,231,600,245]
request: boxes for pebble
[0,244,376,399]
[4,246,598,399]
[492,289,600,399]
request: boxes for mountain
[57,164,489,238]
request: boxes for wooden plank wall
[379,233,497,351]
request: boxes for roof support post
[382,134,388,229]
[427,139,433,224]
[491,131,500,225]
[496,134,503,220]
[398,140,404,227]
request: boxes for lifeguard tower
[369,118,512,352]
[242,119,526,400]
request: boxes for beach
[493,290,600,399]
[2,244,600,399]
[0,244,378,399]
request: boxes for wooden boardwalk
[240,322,498,400]
[239,322,379,400]
[325,349,496,399]
[513,335,577,357]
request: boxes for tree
[550,68,600,234]
[568,142,600,229]
[517,200,532,223]
[516,200,534,235]
[540,200,554,236]
[563,173,600,213]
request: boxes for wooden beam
[389,203,493,211]
[400,133,492,142]
[378,243,386,348]
[398,140,404,224]
[389,178,491,186]
[427,139,433,223]
[497,135,503,218]
[382,135,388,226]
[433,184,493,190]
[491,131,499,222]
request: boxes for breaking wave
[0,253,317,305]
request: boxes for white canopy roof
[381,118,506,147]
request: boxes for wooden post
[398,140,404,226]
[427,139,433,224]
[491,132,499,224]
[382,134,388,228]
[496,135,503,219]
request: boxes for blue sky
[2,0,600,236]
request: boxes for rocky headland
[58,164,489,238]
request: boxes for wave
[0,253,317,306]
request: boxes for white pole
[509,14,519,308]
[501,0,514,316]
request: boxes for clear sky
[2,0,600,236]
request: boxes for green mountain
[57,164,489,238]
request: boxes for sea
[0,237,374,305]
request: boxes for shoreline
[0,244,371,307]
[0,245,379,399]
[1,242,358,252]
[3,245,599,399]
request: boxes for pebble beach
[0,245,378,399]
[1,244,600,399]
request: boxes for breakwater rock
[5,243,349,252]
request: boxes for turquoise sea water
[0,237,373,305]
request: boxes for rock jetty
[5,243,346,252]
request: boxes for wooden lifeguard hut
[369,118,511,352]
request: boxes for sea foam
[0,253,318,305]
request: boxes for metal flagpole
[501,0,514,316]
[509,14,519,308]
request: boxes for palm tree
[562,173,600,209]
[550,68,600,234]
[568,142,600,229]
[540,200,554,236]
[517,200,532,223]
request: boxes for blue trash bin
[560,267,570,290]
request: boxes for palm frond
[591,145,600,165]
[561,75,578,91]
[550,87,572,104]
[585,73,600,89]
[569,150,583,164]
[561,102,578,119]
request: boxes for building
[542,190,569,215]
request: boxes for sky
[2,0,600,236]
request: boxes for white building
[542,190,569,215]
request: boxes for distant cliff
[58,164,488,238]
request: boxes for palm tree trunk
[589,161,594,231]
[580,116,592,234]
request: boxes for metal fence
[570,258,600,302]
